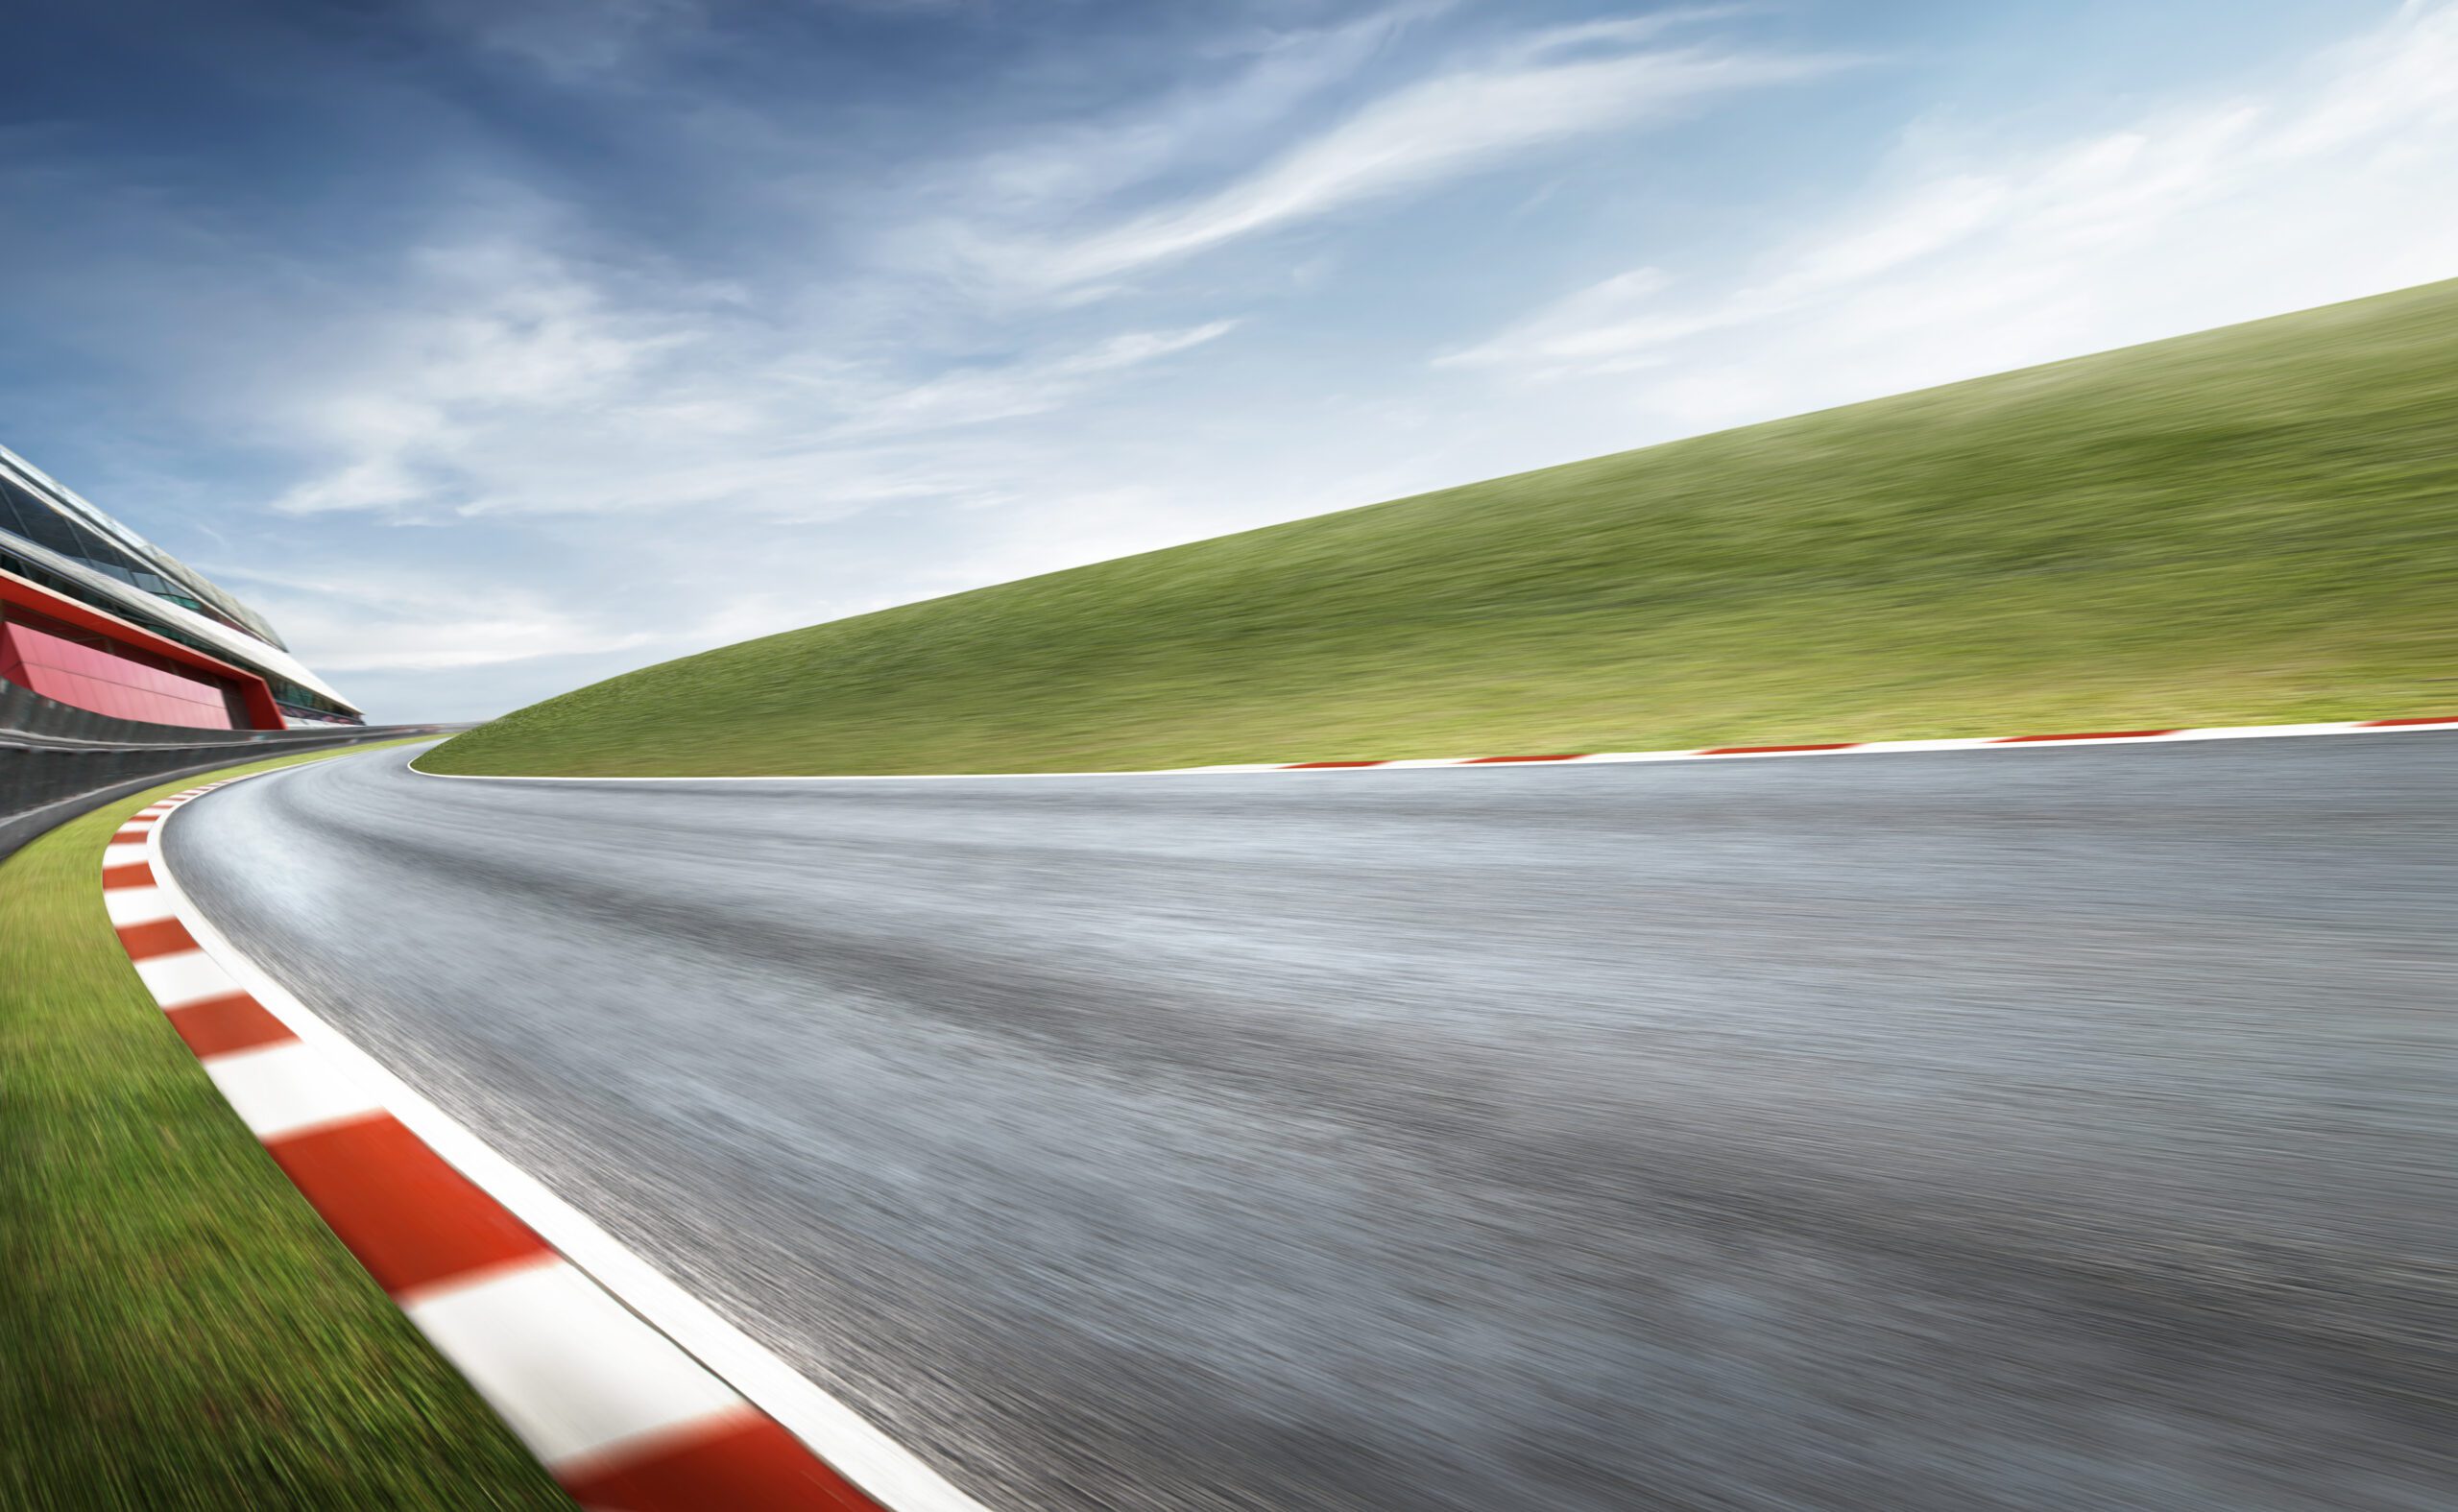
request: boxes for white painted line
[1844,737,2021,755]
[404,1259,745,1468]
[133,948,240,1009]
[2165,720,2372,741]
[101,842,151,868]
[412,758,1274,783]
[103,885,179,927]
[1569,749,1717,764]
[201,1040,386,1142]
[146,778,999,1512]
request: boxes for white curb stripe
[200,1040,388,1142]
[404,1258,750,1467]
[132,948,242,1010]
[103,885,179,927]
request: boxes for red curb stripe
[102,861,156,890]
[1284,759,1388,769]
[1992,729,2178,743]
[114,917,204,961]
[1463,753,1590,764]
[2361,715,2458,727]
[559,1409,884,1511]
[166,993,300,1059]
[1700,742,1862,756]
[265,1115,557,1298]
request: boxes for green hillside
[428,278,2458,777]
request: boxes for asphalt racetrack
[164,734,2453,1511]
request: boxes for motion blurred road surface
[166,735,2454,1511]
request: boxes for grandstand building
[0,444,361,730]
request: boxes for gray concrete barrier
[0,684,453,863]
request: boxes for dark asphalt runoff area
[165,734,2454,1512]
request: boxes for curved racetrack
[162,734,2454,1512]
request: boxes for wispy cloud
[943,11,1848,293]
[1445,1,2458,402]
[957,2,1454,224]
[830,320,1241,438]
[261,224,1235,522]
[266,237,696,516]
[426,0,695,84]
[205,564,657,672]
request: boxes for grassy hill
[427,278,2458,777]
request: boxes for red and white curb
[409,714,2458,782]
[104,778,995,1512]
[1184,714,2458,773]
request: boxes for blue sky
[4,0,2452,721]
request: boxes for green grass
[0,746,570,1511]
[429,277,2458,779]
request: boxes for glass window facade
[0,444,361,725]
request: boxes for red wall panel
[0,567,286,729]
[0,619,238,729]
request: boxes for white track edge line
[147,775,998,1512]
[404,717,2450,783]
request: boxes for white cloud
[207,565,656,672]
[831,320,1240,437]
[423,0,695,83]
[1502,6,1762,64]
[258,222,1234,523]
[269,238,693,516]
[1446,0,2458,415]
[959,3,1455,223]
[955,17,1846,292]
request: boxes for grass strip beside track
[429,276,2458,778]
[0,743,570,1511]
